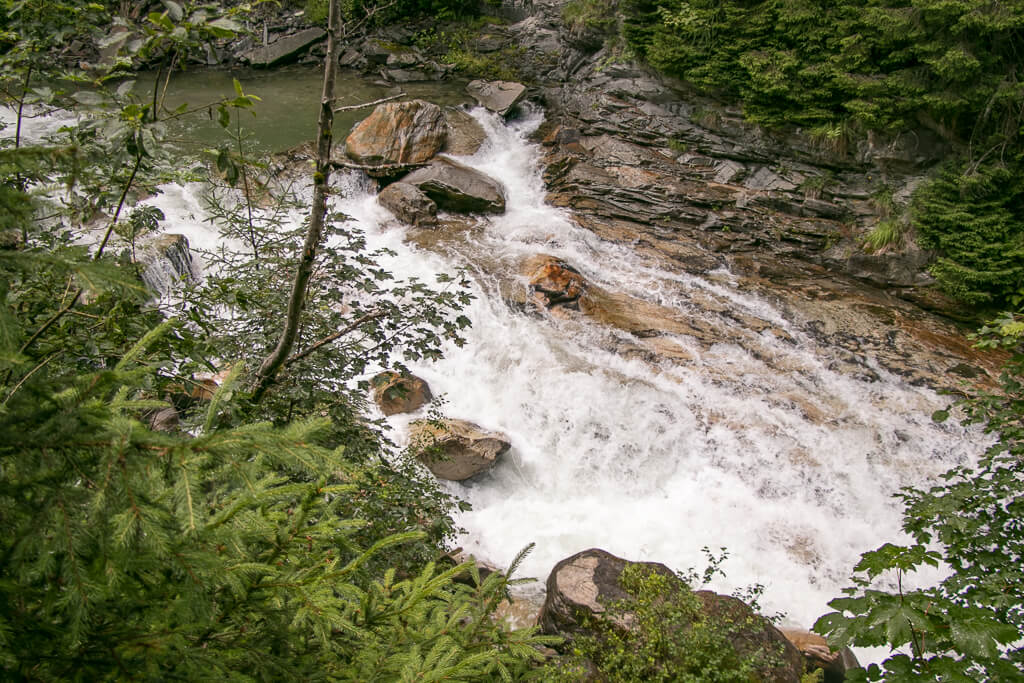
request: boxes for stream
[5,67,984,646]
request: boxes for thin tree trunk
[251,0,340,400]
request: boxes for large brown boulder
[410,418,510,481]
[402,157,506,214]
[540,549,806,682]
[345,100,446,166]
[378,182,437,227]
[371,371,433,415]
[467,79,527,117]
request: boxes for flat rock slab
[240,28,326,67]
[467,80,526,116]
[403,156,506,214]
[443,108,487,156]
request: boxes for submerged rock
[467,79,527,117]
[410,418,510,481]
[403,157,506,214]
[345,99,447,166]
[378,182,437,227]
[371,371,433,415]
[540,548,806,682]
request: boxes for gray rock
[410,418,510,481]
[140,234,196,294]
[403,157,506,214]
[443,108,487,156]
[467,80,527,116]
[239,27,326,67]
[540,549,806,682]
[378,182,437,227]
[779,628,860,683]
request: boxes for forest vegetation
[1,0,1023,680]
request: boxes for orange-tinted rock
[524,255,587,309]
[345,100,446,166]
[371,371,432,415]
[779,628,860,682]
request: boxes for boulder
[371,371,433,415]
[523,255,587,309]
[239,28,326,67]
[0,229,23,250]
[410,418,510,481]
[779,628,860,683]
[540,548,806,683]
[378,182,437,227]
[345,100,447,167]
[467,80,527,117]
[443,108,487,156]
[402,157,506,214]
[140,233,196,294]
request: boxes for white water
[11,101,981,639]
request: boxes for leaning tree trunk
[251,0,340,400]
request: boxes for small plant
[543,548,789,681]
[862,218,904,252]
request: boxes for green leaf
[950,618,1018,659]
[147,11,174,31]
[161,0,183,22]
[206,17,242,37]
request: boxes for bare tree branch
[284,311,385,368]
[333,92,406,113]
[326,158,427,173]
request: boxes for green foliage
[814,312,1024,680]
[613,0,1024,308]
[862,219,903,252]
[0,2,554,678]
[543,551,785,682]
[305,0,479,28]
[913,155,1024,307]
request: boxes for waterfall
[325,106,981,634]
[10,97,981,641]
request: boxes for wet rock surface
[467,79,527,116]
[402,156,506,214]
[378,182,438,227]
[410,418,511,481]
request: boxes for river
[5,67,984,647]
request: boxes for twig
[333,92,405,113]
[2,351,58,405]
[284,311,384,367]
[326,158,428,173]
